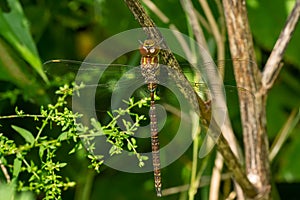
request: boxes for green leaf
[39,145,45,159]
[141,155,149,161]
[58,163,67,168]
[131,137,136,145]
[127,142,132,151]
[57,132,68,141]
[0,0,48,83]
[69,143,82,154]
[11,125,35,145]
[13,158,22,178]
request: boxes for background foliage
[0,0,299,199]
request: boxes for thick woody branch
[262,1,300,92]
[222,0,271,198]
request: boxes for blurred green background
[0,0,300,199]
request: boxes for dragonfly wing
[178,59,257,73]
[44,59,146,115]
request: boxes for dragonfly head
[139,39,161,57]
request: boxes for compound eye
[150,48,156,53]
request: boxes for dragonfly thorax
[140,39,161,85]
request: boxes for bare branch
[222,0,271,198]
[198,0,225,64]
[214,127,257,197]
[142,0,169,23]
[262,1,300,92]
[180,0,209,50]
[209,153,223,200]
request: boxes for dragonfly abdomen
[139,39,163,197]
[150,103,162,197]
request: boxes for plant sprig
[0,82,152,199]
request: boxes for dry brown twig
[0,159,11,183]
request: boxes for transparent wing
[44,58,255,92]
[44,59,142,89]
[44,59,255,152]
[44,59,148,128]
[44,58,255,114]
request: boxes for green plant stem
[0,114,44,119]
[269,107,300,162]
[22,157,39,180]
[35,110,53,143]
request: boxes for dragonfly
[44,39,255,197]
[139,39,162,196]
